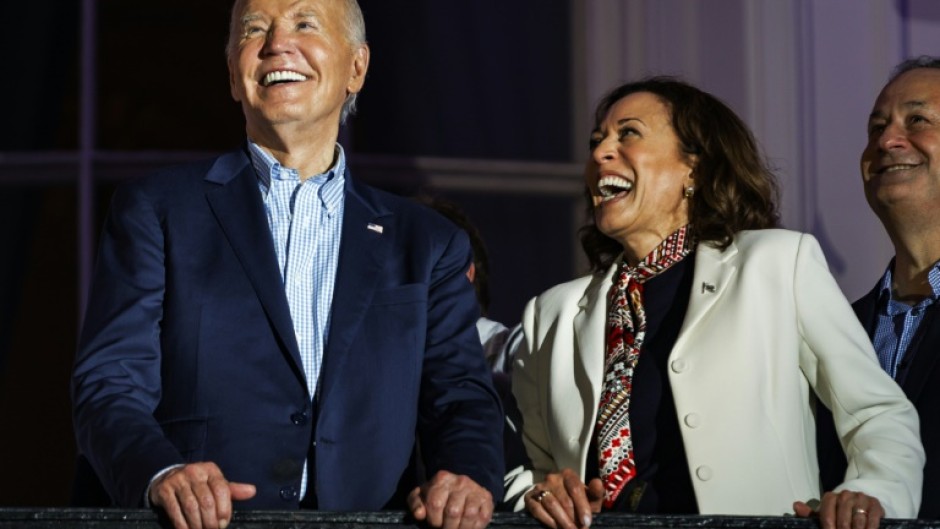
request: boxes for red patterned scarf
[595,224,695,508]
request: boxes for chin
[595,205,628,229]
[594,219,625,242]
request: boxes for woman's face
[586,91,695,261]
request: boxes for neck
[247,120,340,179]
[886,222,940,301]
[619,225,687,266]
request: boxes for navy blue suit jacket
[72,147,504,510]
[817,284,938,519]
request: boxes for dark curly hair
[581,76,780,272]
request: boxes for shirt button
[695,466,713,481]
[671,359,687,373]
[279,486,297,501]
[684,413,701,428]
[290,412,307,425]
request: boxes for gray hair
[226,0,367,124]
[889,55,940,83]
[339,0,366,123]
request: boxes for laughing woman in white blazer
[505,78,924,528]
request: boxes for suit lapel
[204,150,305,384]
[854,283,940,402]
[673,240,739,352]
[572,241,738,436]
[316,177,392,404]
[900,303,940,401]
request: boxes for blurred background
[1,0,939,506]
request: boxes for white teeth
[882,164,917,173]
[597,175,634,201]
[263,70,308,86]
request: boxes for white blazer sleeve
[504,295,551,511]
[796,234,924,517]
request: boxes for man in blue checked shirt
[818,56,940,520]
[71,1,504,528]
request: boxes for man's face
[227,0,368,135]
[861,68,940,219]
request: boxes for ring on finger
[534,490,552,503]
[853,508,868,516]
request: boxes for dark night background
[0,0,578,505]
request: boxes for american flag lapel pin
[701,282,716,293]
[367,223,384,234]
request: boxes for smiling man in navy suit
[71,1,504,528]
[818,57,940,520]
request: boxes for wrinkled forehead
[230,0,345,26]
[599,92,672,128]
[873,69,940,115]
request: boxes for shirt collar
[247,140,346,214]
[878,258,940,312]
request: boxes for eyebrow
[239,13,264,25]
[617,118,645,126]
[239,8,318,27]
[869,100,928,121]
[591,117,646,136]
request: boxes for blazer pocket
[160,418,208,461]
[371,283,427,306]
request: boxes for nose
[592,137,617,164]
[876,122,909,152]
[261,23,293,55]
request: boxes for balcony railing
[1,510,937,529]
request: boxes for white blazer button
[671,359,687,373]
[696,466,713,481]
[683,413,701,428]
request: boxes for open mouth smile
[261,70,309,87]
[875,163,919,175]
[598,175,634,202]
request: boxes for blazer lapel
[204,150,305,384]
[316,177,392,404]
[572,265,614,445]
[673,240,739,352]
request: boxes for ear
[346,43,370,95]
[684,154,698,184]
[465,262,476,284]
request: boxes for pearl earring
[684,186,695,198]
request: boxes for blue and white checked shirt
[249,140,346,499]
[872,260,940,379]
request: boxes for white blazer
[506,229,924,517]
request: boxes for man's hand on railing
[149,462,257,529]
[407,470,494,529]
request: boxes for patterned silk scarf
[595,225,696,508]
